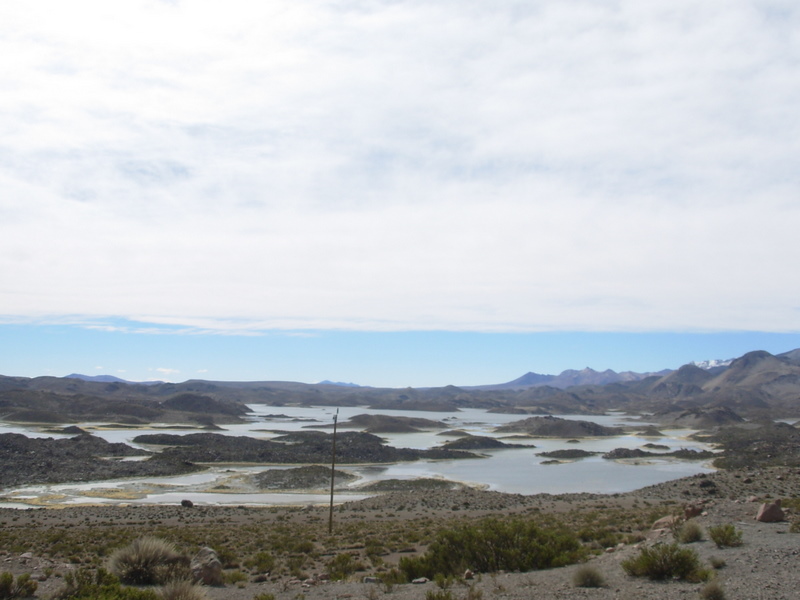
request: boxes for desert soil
[2,466,799,599]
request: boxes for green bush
[108,537,190,585]
[160,580,208,600]
[379,568,406,591]
[222,570,248,585]
[52,568,159,600]
[572,564,604,588]
[399,517,584,579]
[244,551,275,574]
[425,591,453,600]
[326,553,363,581]
[621,543,703,581]
[0,572,38,599]
[677,521,703,544]
[707,524,743,548]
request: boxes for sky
[1,1,799,387]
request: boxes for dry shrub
[160,580,208,600]
[677,521,703,544]
[699,579,726,600]
[572,564,604,588]
[108,537,190,585]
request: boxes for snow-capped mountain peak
[692,358,734,370]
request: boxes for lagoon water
[0,405,715,508]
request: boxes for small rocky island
[494,415,624,437]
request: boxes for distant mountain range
[0,346,793,424]
[63,355,765,391]
[65,373,164,385]
[474,366,673,391]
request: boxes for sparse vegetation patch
[399,517,584,579]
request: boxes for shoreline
[0,454,715,509]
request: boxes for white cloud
[1,0,799,333]
[153,367,180,380]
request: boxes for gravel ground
[2,466,799,599]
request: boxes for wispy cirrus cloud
[1,0,799,334]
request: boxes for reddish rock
[684,504,703,519]
[755,500,784,522]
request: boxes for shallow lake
[0,406,715,508]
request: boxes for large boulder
[651,515,680,531]
[191,547,223,586]
[755,500,785,522]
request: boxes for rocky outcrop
[536,449,598,459]
[495,416,624,437]
[442,436,529,450]
[603,447,714,460]
[160,393,250,417]
[357,478,465,492]
[0,432,202,489]
[328,413,447,433]
[254,465,357,490]
[657,407,745,429]
[134,431,479,464]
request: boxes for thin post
[328,408,339,535]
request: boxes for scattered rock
[684,503,703,519]
[191,547,223,586]
[651,515,680,530]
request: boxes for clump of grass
[709,556,726,569]
[621,543,706,581]
[707,524,743,549]
[572,564,604,588]
[108,537,190,585]
[425,590,454,600]
[0,572,38,599]
[222,570,248,585]
[434,574,455,589]
[677,521,704,544]
[699,579,726,600]
[160,580,208,600]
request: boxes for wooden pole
[328,408,339,535]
